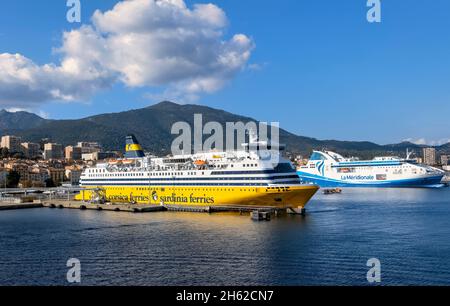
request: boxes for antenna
[406,148,413,160]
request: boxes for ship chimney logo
[124,134,145,158]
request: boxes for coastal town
[0,134,449,190]
[0,135,121,189]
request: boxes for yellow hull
[75,185,319,209]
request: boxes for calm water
[1,187,450,286]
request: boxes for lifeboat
[194,160,207,166]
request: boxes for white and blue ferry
[297,150,445,188]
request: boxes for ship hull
[297,171,445,188]
[75,184,319,209]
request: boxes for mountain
[437,142,450,153]
[0,109,48,131]
[0,102,448,157]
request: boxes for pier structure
[0,187,306,220]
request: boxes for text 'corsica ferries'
[75,135,319,209]
[297,150,445,188]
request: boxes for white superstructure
[297,150,445,188]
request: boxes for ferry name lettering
[108,195,129,201]
[132,195,149,202]
[190,194,215,204]
[161,193,189,204]
[341,175,375,181]
[160,193,214,204]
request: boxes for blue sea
[0,187,449,286]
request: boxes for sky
[0,0,449,145]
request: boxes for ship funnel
[124,134,145,158]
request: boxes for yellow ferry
[75,135,319,210]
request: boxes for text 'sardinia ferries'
[76,135,319,209]
[297,150,445,188]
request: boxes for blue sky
[0,0,449,145]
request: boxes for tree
[0,147,10,159]
[12,151,25,159]
[6,171,20,188]
[45,178,56,188]
[21,180,33,188]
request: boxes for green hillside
[0,102,447,158]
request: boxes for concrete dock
[40,201,293,215]
[1,191,302,220]
[0,202,44,211]
[42,200,165,213]
[0,187,306,220]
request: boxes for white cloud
[431,138,450,146]
[0,0,253,109]
[5,107,50,119]
[0,48,115,109]
[247,62,268,71]
[403,138,450,146]
[37,110,50,119]
[403,138,427,145]
[5,107,29,113]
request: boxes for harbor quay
[0,187,304,219]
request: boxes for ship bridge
[309,151,344,162]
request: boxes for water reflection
[0,187,449,285]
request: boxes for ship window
[310,152,326,161]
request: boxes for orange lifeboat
[194,160,207,166]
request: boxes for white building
[423,147,436,166]
[82,152,116,161]
[77,142,101,154]
[65,167,82,186]
[1,135,23,154]
[22,142,41,159]
[44,143,64,160]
